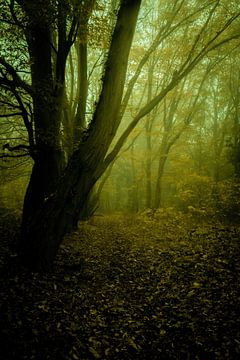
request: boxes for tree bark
[20,0,142,271]
[74,41,88,143]
[22,21,65,224]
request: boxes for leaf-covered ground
[1,210,240,359]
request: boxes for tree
[153,64,210,209]
[17,0,142,270]
[1,0,240,270]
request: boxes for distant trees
[104,50,240,217]
[228,62,240,177]
[97,1,240,215]
[0,0,240,270]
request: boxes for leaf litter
[0,212,240,359]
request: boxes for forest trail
[1,213,240,359]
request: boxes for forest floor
[0,209,240,360]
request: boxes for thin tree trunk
[128,144,139,213]
[145,61,154,208]
[154,140,169,209]
[74,41,88,143]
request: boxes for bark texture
[20,0,142,271]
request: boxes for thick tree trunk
[22,146,64,222]
[22,22,65,220]
[20,2,72,259]
[20,0,142,271]
[20,149,93,270]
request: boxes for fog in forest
[1,0,240,222]
[1,1,240,359]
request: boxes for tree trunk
[74,41,88,143]
[145,60,154,208]
[20,0,142,271]
[22,22,65,224]
[154,140,169,209]
[127,145,139,213]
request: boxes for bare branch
[0,153,30,159]
[67,16,79,49]
[121,1,215,116]
[103,11,240,169]
[0,112,23,118]
[2,143,30,151]
[0,57,33,95]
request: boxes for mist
[1,1,240,358]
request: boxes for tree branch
[0,153,30,159]
[0,112,23,118]
[120,1,215,116]
[0,56,33,95]
[2,143,30,151]
[103,13,240,170]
